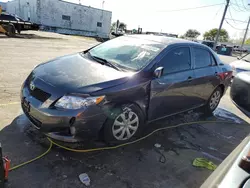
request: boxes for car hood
[32,53,134,93]
[230,60,250,70]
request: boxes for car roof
[127,34,205,47]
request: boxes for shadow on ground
[0,108,249,188]
[0,33,63,40]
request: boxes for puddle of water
[202,151,223,162]
[16,114,30,132]
[213,108,243,124]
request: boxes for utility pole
[213,0,230,50]
[241,16,250,48]
[18,0,21,16]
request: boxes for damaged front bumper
[21,101,107,142]
[21,86,107,143]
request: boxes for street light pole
[213,0,230,50]
[241,16,250,48]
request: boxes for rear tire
[103,103,144,145]
[202,87,222,115]
[5,24,16,37]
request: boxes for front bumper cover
[21,83,107,142]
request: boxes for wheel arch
[103,100,147,121]
[217,84,225,95]
[99,100,146,142]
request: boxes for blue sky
[1,0,250,39]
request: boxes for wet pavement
[1,108,250,188]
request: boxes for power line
[232,0,245,10]
[225,18,248,23]
[213,4,224,19]
[240,0,250,10]
[225,19,246,30]
[230,3,242,11]
[228,6,238,25]
[230,3,249,12]
[231,0,250,11]
[156,3,225,12]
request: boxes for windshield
[242,53,250,62]
[89,36,165,71]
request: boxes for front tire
[103,104,144,144]
[203,87,222,115]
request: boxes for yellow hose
[8,120,244,171]
[9,140,53,171]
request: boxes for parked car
[201,133,250,188]
[233,45,248,53]
[21,35,232,143]
[230,53,250,77]
[230,72,250,117]
[201,40,215,49]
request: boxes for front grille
[29,87,51,102]
[28,114,42,129]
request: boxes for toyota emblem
[29,82,35,91]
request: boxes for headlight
[55,95,105,109]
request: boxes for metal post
[0,143,4,188]
[18,0,21,16]
[241,16,250,49]
[213,0,230,50]
[116,20,119,34]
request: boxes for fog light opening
[69,117,76,136]
[70,126,76,136]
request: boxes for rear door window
[160,47,191,75]
[193,48,212,68]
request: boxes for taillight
[226,71,233,78]
[231,65,236,71]
[218,71,232,80]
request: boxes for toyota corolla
[21,35,232,143]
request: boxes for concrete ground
[0,31,250,188]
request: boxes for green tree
[245,38,250,45]
[179,35,185,39]
[203,28,229,42]
[111,21,127,31]
[119,22,127,30]
[184,29,200,38]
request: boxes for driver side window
[160,47,191,75]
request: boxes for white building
[0,2,7,11]
[6,0,112,38]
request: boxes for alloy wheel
[112,110,139,141]
[209,91,221,110]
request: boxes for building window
[62,15,71,21]
[97,22,102,27]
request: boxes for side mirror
[154,67,164,78]
[111,32,115,35]
[237,56,241,60]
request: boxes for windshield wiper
[88,53,122,71]
[243,59,250,63]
